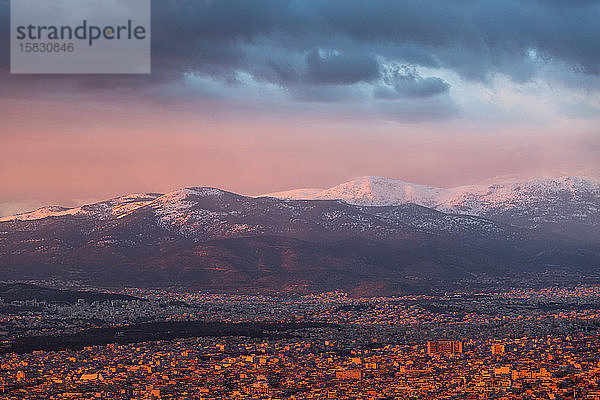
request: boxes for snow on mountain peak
[262,176,447,207]
[262,175,600,218]
[151,187,230,224]
[0,193,162,222]
[0,206,82,222]
[2,176,598,224]
[318,176,446,207]
[263,188,324,200]
[153,187,226,207]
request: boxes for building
[336,370,362,380]
[492,344,505,355]
[79,373,105,382]
[427,341,463,355]
[492,343,514,355]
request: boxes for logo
[11,0,151,74]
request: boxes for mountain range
[266,176,600,236]
[1,176,599,294]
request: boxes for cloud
[181,0,599,82]
[305,50,380,85]
[3,1,600,78]
[0,0,599,122]
[375,64,450,99]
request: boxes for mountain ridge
[263,175,600,209]
[3,175,599,222]
[1,176,599,293]
[263,175,600,235]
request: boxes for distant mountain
[265,176,600,240]
[266,176,446,207]
[0,177,599,294]
[0,193,162,222]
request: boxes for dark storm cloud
[1,0,598,110]
[375,65,450,99]
[147,0,600,82]
[304,50,379,85]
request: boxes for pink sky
[2,0,600,216]
[1,96,598,216]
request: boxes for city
[2,0,599,398]
[2,278,600,398]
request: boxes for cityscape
[2,277,600,398]
[2,0,600,398]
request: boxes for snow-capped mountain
[0,177,599,293]
[265,177,446,208]
[0,193,162,222]
[264,176,600,232]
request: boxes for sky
[1,0,600,216]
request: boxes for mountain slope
[264,176,600,239]
[265,177,445,208]
[1,178,599,293]
[0,193,162,222]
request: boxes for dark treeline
[1,321,335,354]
